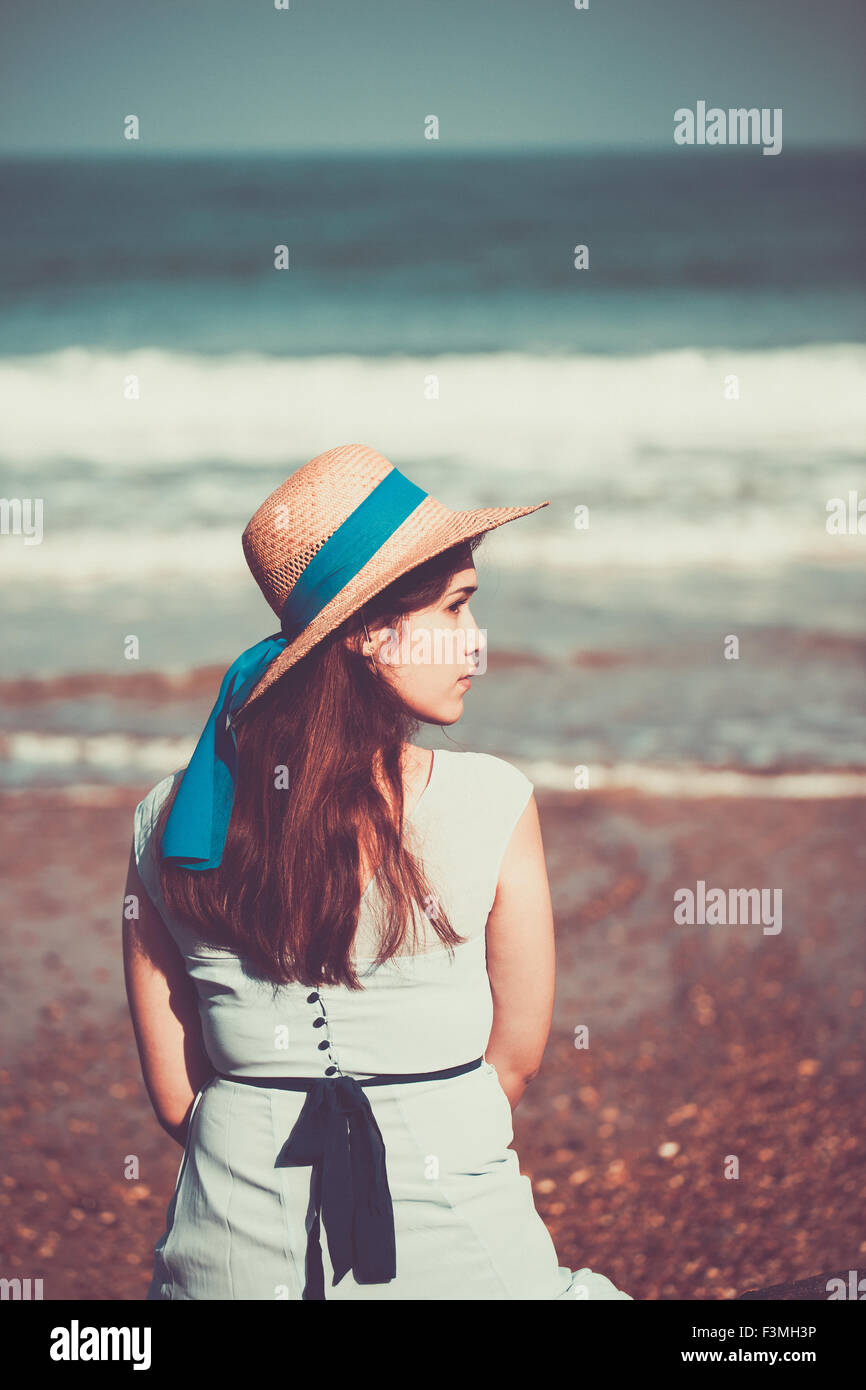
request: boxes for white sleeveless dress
[132,747,632,1301]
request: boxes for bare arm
[484,793,555,1110]
[122,840,214,1148]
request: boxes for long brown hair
[155,535,484,989]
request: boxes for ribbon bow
[275,1076,397,1298]
[160,634,288,870]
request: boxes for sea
[1,149,864,789]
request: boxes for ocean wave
[0,344,863,469]
[0,344,863,580]
[2,732,864,798]
[1,515,861,585]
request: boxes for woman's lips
[457,675,472,689]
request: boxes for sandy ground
[0,785,863,1301]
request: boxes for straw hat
[160,442,549,872]
[235,443,548,719]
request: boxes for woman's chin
[408,691,467,726]
[439,691,468,724]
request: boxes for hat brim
[233,499,548,719]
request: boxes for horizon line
[1,141,864,160]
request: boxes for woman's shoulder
[134,768,184,841]
[435,748,534,816]
[430,751,535,894]
[132,769,184,910]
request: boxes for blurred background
[0,0,864,1302]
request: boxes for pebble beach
[1,672,863,1301]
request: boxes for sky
[0,0,864,156]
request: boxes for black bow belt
[217,1055,483,1299]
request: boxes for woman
[123,443,633,1301]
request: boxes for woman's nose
[464,608,486,658]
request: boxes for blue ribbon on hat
[161,467,427,870]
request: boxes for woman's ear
[343,617,378,666]
[346,609,400,668]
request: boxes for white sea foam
[0,732,193,779]
[2,733,864,797]
[1,344,864,467]
[519,758,866,799]
[1,344,863,583]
